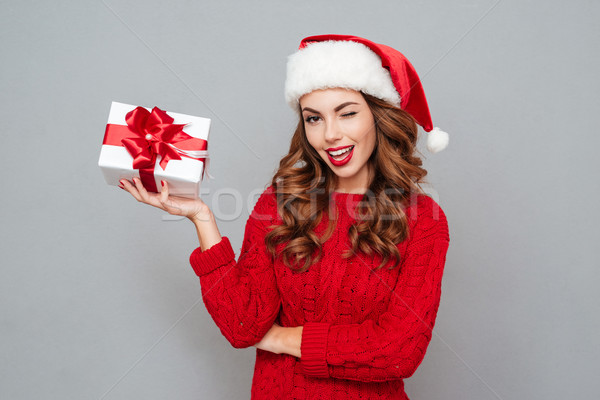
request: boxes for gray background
[1,0,598,399]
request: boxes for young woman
[119,34,450,400]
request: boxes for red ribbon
[103,106,208,193]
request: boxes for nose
[324,119,343,143]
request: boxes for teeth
[328,146,353,156]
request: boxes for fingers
[132,176,151,200]
[119,178,143,202]
[159,180,169,205]
[119,178,187,216]
[157,180,181,215]
[120,178,162,209]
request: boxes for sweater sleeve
[189,187,281,349]
[299,196,450,381]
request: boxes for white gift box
[98,101,211,199]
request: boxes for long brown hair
[265,92,429,273]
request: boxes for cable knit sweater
[189,185,450,399]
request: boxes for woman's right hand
[119,177,223,250]
[119,177,211,223]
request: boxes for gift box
[99,101,210,199]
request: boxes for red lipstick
[326,145,352,152]
[326,145,354,166]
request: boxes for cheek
[358,129,377,159]
[304,130,321,151]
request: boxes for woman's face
[300,88,376,193]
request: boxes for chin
[329,166,358,178]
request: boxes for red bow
[122,106,191,170]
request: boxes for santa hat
[284,34,449,153]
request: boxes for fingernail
[119,184,124,189]
[119,180,124,185]
[161,180,166,187]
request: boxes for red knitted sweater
[189,185,450,399]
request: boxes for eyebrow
[301,102,359,114]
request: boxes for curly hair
[265,92,430,273]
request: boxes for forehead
[299,88,365,109]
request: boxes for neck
[334,164,373,194]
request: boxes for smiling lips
[326,145,355,166]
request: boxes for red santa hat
[284,34,449,153]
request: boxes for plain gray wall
[1,0,598,399]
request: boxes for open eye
[305,115,321,123]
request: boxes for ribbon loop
[122,106,192,170]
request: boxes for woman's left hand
[253,323,284,354]
[253,323,303,358]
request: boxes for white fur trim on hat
[284,40,401,109]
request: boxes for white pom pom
[426,127,449,153]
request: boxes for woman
[119,34,450,399]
